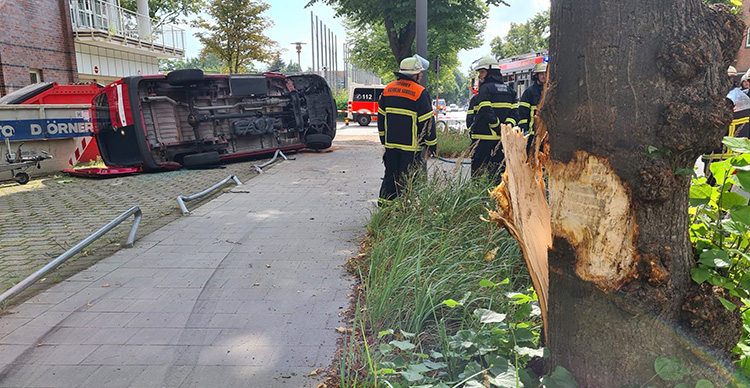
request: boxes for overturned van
[91,69,337,171]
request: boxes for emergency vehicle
[347,84,384,126]
[87,69,337,171]
[498,50,549,99]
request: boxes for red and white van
[347,85,384,126]
[88,69,337,171]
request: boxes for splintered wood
[488,124,551,335]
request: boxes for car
[89,69,337,171]
[448,103,458,112]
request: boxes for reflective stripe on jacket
[517,82,543,135]
[470,77,517,141]
[377,77,437,152]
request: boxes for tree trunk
[541,0,744,386]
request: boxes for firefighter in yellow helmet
[517,60,547,154]
[376,54,437,206]
[469,56,517,182]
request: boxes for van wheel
[182,151,220,168]
[167,69,205,86]
[305,134,333,149]
[357,115,371,126]
[14,172,30,185]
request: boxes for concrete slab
[0,139,382,387]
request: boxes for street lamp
[291,42,306,70]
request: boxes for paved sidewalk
[0,139,382,387]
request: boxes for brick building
[0,0,184,97]
[0,0,78,95]
[735,1,750,74]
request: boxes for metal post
[176,175,243,214]
[0,206,143,306]
[416,0,428,87]
[315,16,320,72]
[310,12,315,71]
[335,35,339,90]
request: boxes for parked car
[448,103,458,112]
[90,69,337,171]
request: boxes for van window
[353,88,376,102]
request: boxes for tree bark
[540,0,744,386]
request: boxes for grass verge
[330,170,543,388]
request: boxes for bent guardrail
[177,174,243,214]
[253,150,291,173]
[0,206,142,306]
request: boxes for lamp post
[291,42,306,71]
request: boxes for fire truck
[347,84,385,126]
[498,50,549,99]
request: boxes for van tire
[182,151,220,167]
[357,115,371,126]
[167,69,205,86]
[305,134,333,149]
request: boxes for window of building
[29,69,42,84]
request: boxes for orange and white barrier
[68,136,100,166]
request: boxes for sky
[178,0,550,74]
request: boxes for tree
[159,53,224,73]
[537,0,743,385]
[490,10,549,59]
[308,0,505,64]
[192,0,277,74]
[120,0,204,25]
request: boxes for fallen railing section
[177,174,243,214]
[0,206,142,306]
[253,150,290,173]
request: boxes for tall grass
[364,170,526,336]
[436,130,472,158]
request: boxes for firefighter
[517,61,547,154]
[469,56,517,182]
[376,54,437,206]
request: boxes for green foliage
[689,137,750,378]
[333,89,348,119]
[490,11,549,59]
[265,57,301,73]
[435,130,471,159]
[120,0,204,24]
[159,53,225,73]
[702,0,743,14]
[192,0,277,73]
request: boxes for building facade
[735,1,750,74]
[0,0,184,97]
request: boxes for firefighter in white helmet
[376,54,437,206]
[517,60,547,154]
[468,56,517,182]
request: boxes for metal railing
[177,175,243,214]
[69,0,185,53]
[0,206,142,306]
[253,150,290,173]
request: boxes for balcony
[69,0,185,58]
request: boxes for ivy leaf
[542,366,579,388]
[475,308,507,324]
[398,370,424,382]
[479,279,497,288]
[485,354,510,375]
[379,343,393,355]
[407,363,432,373]
[424,359,447,370]
[718,192,748,210]
[442,299,463,308]
[695,380,715,388]
[491,370,518,387]
[710,160,730,185]
[654,356,689,381]
[377,368,396,375]
[691,267,712,284]
[718,296,737,312]
[723,136,750,153]
[378,329,394,338]
[515,346,544,358]
[731,205,750,226]
[722,219,748,236]
[698,249,731,268]
[689,183,712,206]
[732,169,750,191]
[674,384,690,388]
[390,340,415,351]
[464,381,485,388]
[674,168,695,178]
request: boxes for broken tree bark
[539,0,744,386]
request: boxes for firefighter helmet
[398,54,429,75]
[743,73,749,83]
[728,66,738,76]
[471,56,501,71]
[533,62,548,74]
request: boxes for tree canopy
[308,0,506,64]
[120,0,204,25]
[159,53,225,73]
[490,10,549,60]
[192,0,277,74]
